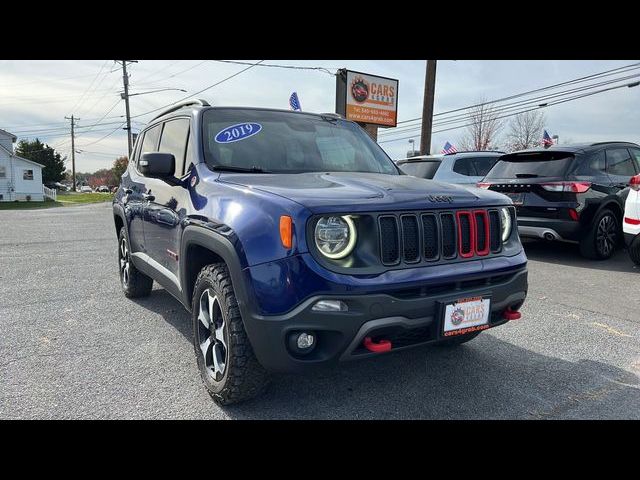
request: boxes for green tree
[112,156,129,183]
[15,139,65,183]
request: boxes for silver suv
[397,151,504,185]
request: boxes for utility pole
[65,115,79,191]
[420,60,437,155]
[116,60,138,157]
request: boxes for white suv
[623,174,640,264]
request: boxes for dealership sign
[336,69,399,128]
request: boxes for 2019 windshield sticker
[214,123,262,143]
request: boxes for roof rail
[320,112,343,119]
[443,150,505,156]
[150,99,210,122]
[590,141,639,147]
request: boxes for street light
[122,87,188,99]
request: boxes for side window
[472,157,498,177]
[0,165,6,178]
[584,150,606,174]
[131,132,143,166]
[629,148,640,173]
[158,118,190,176]
[141,124,162,155]
[23,169,34,180]
[605,148,636,177]
[453,157,475,176]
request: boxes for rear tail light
[477,182,491,189]
[569,208,579,221]
[630,175,640,191]
[540,181,591,193]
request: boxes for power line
[393,62,640,127]
[130,60,265,120]
[378,80,640,144]
[210,60,337,76]
[67,60,110,116]
[380,68,640,138]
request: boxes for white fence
[43,185,57,202]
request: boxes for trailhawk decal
[214,123,262,143]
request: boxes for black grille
[378,209,500,265]
[401,215,419,262]
[422,214,439,260]
[379,216,399,264]
[440,213,457,258]
[489,210,501,252]
[458,213,472,255]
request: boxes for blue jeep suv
[113,99,528,405]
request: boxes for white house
[0,128,45,202]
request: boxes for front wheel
[192,263,269,405]
[579,209,619,260]
[628,236,640,265]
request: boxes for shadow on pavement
[226,335,640,420]
[523,239,638,274]
[131,287,193,340]
[134,286,640,420]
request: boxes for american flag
[542,130,554,147]
[442,141,458,154]
[289,92,302,111]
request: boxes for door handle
[142,193,155,201]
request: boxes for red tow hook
[503,308,522,321]
[363,337,392,353]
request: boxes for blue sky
[0,60,638,172]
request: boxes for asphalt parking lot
[1,203,639,419]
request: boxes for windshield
[202,108,398,174]
[485,152,574,179]
[399,160,441,179]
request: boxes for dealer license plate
[442,297,491,337]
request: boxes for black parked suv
[479,142,640,259]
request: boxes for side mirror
[139,152,175,179]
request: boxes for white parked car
[80,186,93,193]
[623,174,640,264]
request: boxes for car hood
[219,172,510,213]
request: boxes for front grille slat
[421,214,439,261]
[378,208,500,265]
[401,215,420,263]
[379,216,400,264]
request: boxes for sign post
[336,69,398,140]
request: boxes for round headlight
[314,215,357,259]
[500,207,512,242]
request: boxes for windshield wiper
[212,165,270,173]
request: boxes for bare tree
[457,99,504,151]
[505,110,546,151]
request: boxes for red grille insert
[473,210,490,256]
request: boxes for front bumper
[240,260,528,372]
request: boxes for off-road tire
[118,227,153,298]
[192,263,269,405]
[436,331,482,347]
[579,209,619,260]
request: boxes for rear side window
[630,148,640,166]
[453,158,474,176]
[606,148,637,176]
[399,161,441,179]
[141,124,161,154]
[485,152,574,179]
[159,118,190,176]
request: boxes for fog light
[312,299,348,312]
[288,331,316,356]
